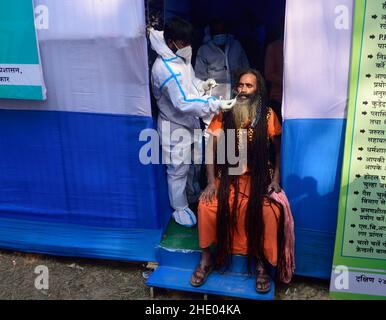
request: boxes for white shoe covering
[172,207,197,227]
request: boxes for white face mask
[173,41,192,62]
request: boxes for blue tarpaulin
[0,0,171,262]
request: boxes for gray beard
[232,99,257,129]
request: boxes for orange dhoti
[198,174,281,266]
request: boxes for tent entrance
[146,0,285,299]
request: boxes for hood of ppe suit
[150,28,218,134]
[149,28,176,60]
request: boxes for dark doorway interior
[147,0,286,119]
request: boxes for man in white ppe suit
[149,17,235,227]
[195,19,250,142]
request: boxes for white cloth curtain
[283,0,353,120]
[0,0,151,117]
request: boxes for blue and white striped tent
[0,0,354,280]
[0,0,170,262]
[282,0,352,279]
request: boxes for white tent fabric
[0,0,151,117]
[35,0,145,40]
[283,0,353,120]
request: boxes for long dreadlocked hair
[215,69,272,271]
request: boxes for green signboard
[0,0,46,100]
[330,0,386,300]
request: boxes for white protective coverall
[150,29,220,217]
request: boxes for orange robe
[198,109,282,266]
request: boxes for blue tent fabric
[0,218,164,262]
[0,109,171,261]
[281,119,347,278]
[0,0,172,263]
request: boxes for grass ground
[0,249,332,300]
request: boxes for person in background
[265,21,284,124]
[195,19,250,142]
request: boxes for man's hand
[202,79,218,92]
[268,180,281,194]
[219,98,237,112]
[200,183,217,204]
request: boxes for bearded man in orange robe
[190,68,283,293]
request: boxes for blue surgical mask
[213,34,228,46]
